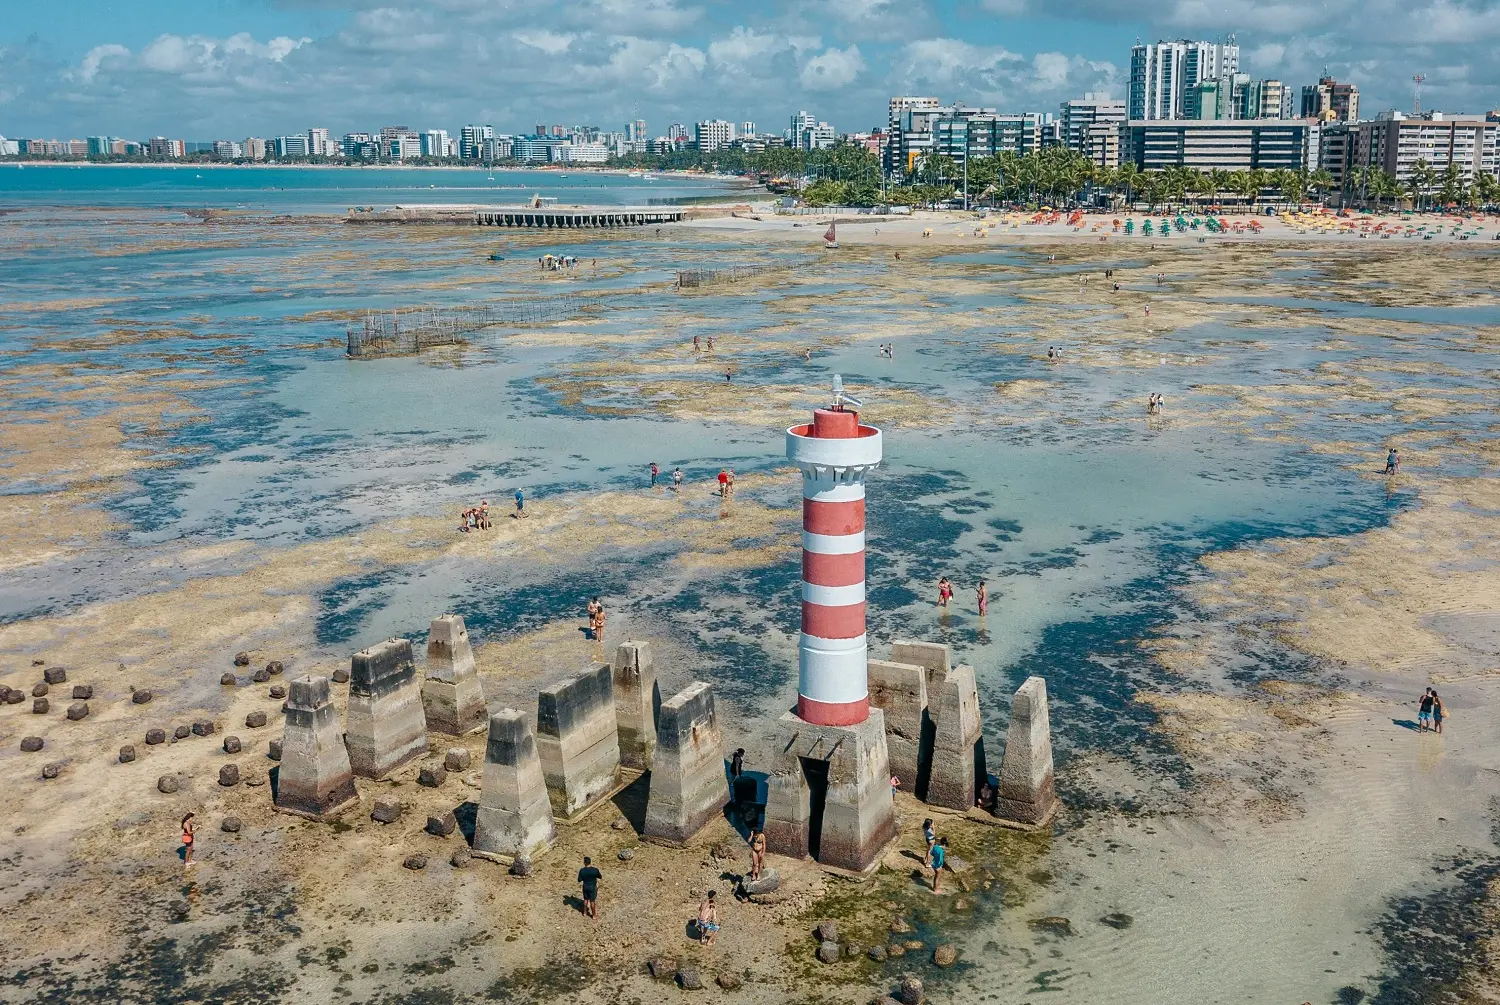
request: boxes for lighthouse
[785,375,883,726]
[763,376,897,872]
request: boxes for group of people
[878,343,895,359]
[1384,447,1401,474]
[1046,346,1064,360]
[691,335,716,352]
[539,254,583,271]
[1147,392,1166,415]
[457,500,493,532]
[936,576,987,614]
[584,597,606,640]
[1418,688,1448,733]
[716,468,736,498]
[921,818,951,892]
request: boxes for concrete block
[535,663,621,818]
[763,710,897,873]
[275,675,359,820]
[890,640,951,685]
[421,614,487,736]
[644,681,728,845]
[867,659,927,794]
[473,708,557,860]
[995,676,1059,826]
[926,664,985,811]
[345,638,428,779]
[612,641,660,771]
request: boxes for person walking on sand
[726,469,736,497]
[698,890,720,946]
[181,813,197,867]
[1432,691,1447,734]
[937,576,954,608]
[693,335,701,352]
[1418,688,1435,731]
[514,488,525,519]
[649,462,659,487]
[672,467,684,492]
[717,468,729,498]
[749,828,767,881]
[922,818,936,868]
[478,500,490,529]
[1385,447,1400,475]
[577,856,602,919]
[976,580,988,615]
[930,837,947,892]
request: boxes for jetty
[346,204,687,228]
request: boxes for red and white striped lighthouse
[786,377,883,726]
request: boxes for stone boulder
[816,942,841,964]
[266,661,284,676]
[4,688,24,705]
[174,726,191,740]
[426,812,457,837]
[221,816,242,833]
[867,945,888,962]
[158,775,179,794]
[221,673,237,686]
[509,855,532,877]
[715,973,742,991]
[31,698,49,714]
[234,652,250,667]
[815,919,839,943]
[443,748,470,772]
[252,669,271,683]
[223,736,242,754]
[371,797,402,824]
[32,682,48,698]
[146,728,166,745]
[119,745,136,763]
[65,701,90,721]
[192,720,215,737]
[741,869,781,897]
[932,945,958,967]
[268,685,286,700]
[417,761,447,788]
[332,668,350,684]
[42,762,63,780]
[896,976,924,1005]
[450,847,472,869]
[267,739,283,761]
[245,711,267,728]
[132,689,153,705]
[20,736,43,753]
[219,764,240,787]
[647,958,677,980]
[677,968,703,991]
[886,944,906,958]
[72,685,93,700]
[403,854,427,870]
[44,667,67,685]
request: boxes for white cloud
[800,44,865,91]
[514,30,575,55]
[75,43,130,83]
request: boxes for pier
[474,206,686,228]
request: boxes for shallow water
[3,186,1498,1001]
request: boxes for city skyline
[2,1,1498,138]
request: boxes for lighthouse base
[763,709,898,874]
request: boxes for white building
[1060,94,1125,155]
[790,110,817,149]
[275,134,311,159]
[550,142,609,164]
[481,136,512,161]
[740,121,756,138]
[243,137,267,161]
[460,124,493,160]
[1129,39,1240,121]
[148,136,185,159]
[420,129,450,158]
[1352,111,1500,184]
[0,136,20,157]
[695,119,736,152]
[307,127,331,157]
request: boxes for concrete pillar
[995,676,1059,826]
[536,663,622,817]
[275,675,358,819]
[345,638,428,779]
[421,614,486,736]
[473,708,557,861]
[763,710,897,873]
[867,658,927,793]
[925,663,984,811]
[612,641,660,770]
[644,682,727,845]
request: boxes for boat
[823,221,839,249]
[488,253,505,261]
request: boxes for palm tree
[1205,168,1229,210]
[1438,163,1464,209]
[1309,168,1334,207]
[1409,159,1436,212]
[1116,162,1140,207]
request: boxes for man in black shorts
[577,856,602,919]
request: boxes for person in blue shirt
[514,488,525,519]
[930,837,947,892]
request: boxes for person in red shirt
[717,469,729,498]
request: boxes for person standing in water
[1418,688,1435,731]
[1385,447,1400,474]
[649,462,659,487]
[937,576,954,608]
[930,837,947,892]
[1432,691,1447,734]
[976,580,988,615]
[672,467,684,492]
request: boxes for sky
[2,0,1498,139]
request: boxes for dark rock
[403,854,427,871]
[252,669,271,683]
[168,901,190,923]
[20,736,44,753]
[72,685,93,700]
[158,775,179,794]
[867,945,888,962]
[218,764,240,787]
[174,725,191,739]
[932,944,959,968]
[32,682,49,698]
[889,917,913,934]
[1100,913,1133,930]
[4,688,24,704]
[417,761,447,787]
[647,958,678,980]
[119,745,136,763]
[896,976,924,1005]
[192,719,215,736]
[41,762,63,779]
[816,941,841,964]
[132,689,152,704]
[371,797,402,823]
[66,701,89,721]
[268,685,286,700]
[146,728,166,745]
[332,668,349,683]
[450,847,472,869]
[266,661,284,676]
[677,967,703,991]
[220,673,237,686]
[32,697,49,714]
[246,711,268,729]
[267,739,283,760]
[715,973,742,991]
[443,748,470,772]
[233,652,250,667]
[1029,916,1076,937]
[509,855,531,877]
[426,812,457,837]
[223,736,242,754]
[44,667,67,685]
[815,919,839,944]
[617,848,634,862]
[220,816,243,834]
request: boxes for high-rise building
[1122,118,1310,171]
[1129,39,1240,121]
[1237,79,1289,120]
[695,119,735,152]
[307,127,331,157]
[666,122,689,143]
[420,129,450,158]
[885,96,941,174]
[626,119,648,143]
[1060,94,1125,152]
[1301,76,1360,123]
[148,136,185,159]
[460,124,494,160]
[790,110,817,150]
[739,121,756,138]
[1351,111,1499,183]
[275,134,311,159]
[243,137,267,161]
